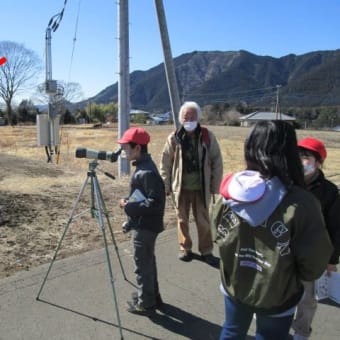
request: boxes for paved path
[0,228,339,339]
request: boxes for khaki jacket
[159,125,223,209]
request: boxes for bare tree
[0,41,42,125]
[34,80,84,115]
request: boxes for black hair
[298,147,322,163]
[244,120,304,188]
[128,142,148,154]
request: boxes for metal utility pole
[36,27,61,163]
[45,27,58,149]
[154,0,181,129]
[275,84,282,119]
[37,3,67,163]
[117,0,130,176]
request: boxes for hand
[119,198,127,208]
[326,264,337,276]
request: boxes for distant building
[130,109,150,116]
[129,109,150,123]
[146,111,172,125]
[239,111,296,127]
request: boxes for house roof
[130,109,150,115]
[240,111,296,121]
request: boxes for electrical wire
[67,0,82,84]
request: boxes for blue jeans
[220,295,294,340]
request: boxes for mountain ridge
[82,49,340,112]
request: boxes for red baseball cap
[298,137,327,161]
[118,127,150,145]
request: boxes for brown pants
[176,189,213,255]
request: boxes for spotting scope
[75,148,122,162]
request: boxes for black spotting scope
[75,148,122,162]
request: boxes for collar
[175,123,201,143]
[132,153,151,166]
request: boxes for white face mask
[303,163,316,176]
[183,121,197,132]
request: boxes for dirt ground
[0,152,177,279]
[1,124,339,279]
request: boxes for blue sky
[1,0,340,102]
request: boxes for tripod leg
[36,174,90,300]
[93,175,124,340]
[94,175,129,281]
[104,215,133,284]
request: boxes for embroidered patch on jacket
[240,260,263,271]
[270,220,291,256]
[271,221,288,238]
[277,241,291,256]
[217,208,240,242]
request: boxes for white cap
[219,170,266,202]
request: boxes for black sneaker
[131,292,164,309]
[178,250,193,262]
[126,300,155,316]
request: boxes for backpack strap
[200,126,210,147]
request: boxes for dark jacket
[211,181,333,315]
[124,154,165,234]
[306,170,340,264]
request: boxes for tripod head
[88,159,99,172]
[87,160,116,180]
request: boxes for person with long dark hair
[211,120,332,340]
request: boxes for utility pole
[275,84,282,120]
[154,0,181,129]
[36,26,61,163]
[117,0,130,176]
[45,27,57,149]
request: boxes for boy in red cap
[118,127,165,315]
[292,137,340,339]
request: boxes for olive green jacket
[211,185,333,315]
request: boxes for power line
[182,85,279,105]
[67,0,82,84]
[184,85,277,98]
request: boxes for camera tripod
[36,160,129,340]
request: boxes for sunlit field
[0,123,339,278]
[1,123,340,182]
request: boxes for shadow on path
[36,297,159,339]
[149,303,221,339]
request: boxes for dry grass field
[1,123,340,279]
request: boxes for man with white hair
[160,101,223,264]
